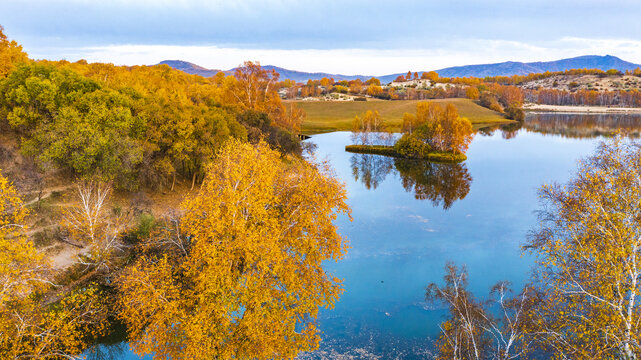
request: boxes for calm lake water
[87,112,641,359]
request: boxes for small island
[346,102,474,163]
[344,145,467,163]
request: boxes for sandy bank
[524,103,641,113]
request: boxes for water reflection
[480,113,641,139]
[350,154,394,190]
[395,159,472,209]
[350,154,472,210]
[525,112,641,138]
[84,343,128,360]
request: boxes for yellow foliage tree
[351,110,392,145]
[404,102,474,154]
[0,170,107,358]
[229,61,302,133]
[465,86,480,100]
[117,140,350,359]
[526,138,641,359]
[366,84,383,97]
[401,112,419,135]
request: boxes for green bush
[134,212,156,240]
[394,133,431,159]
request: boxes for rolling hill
[160,55,641,83]
[158,60,221,77]
[431,55,641,78]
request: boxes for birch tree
[526,137,641,359]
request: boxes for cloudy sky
[2,0,641,74]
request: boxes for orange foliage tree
[229,61,301,133]
[0,25,28,79]
[399,102,474,155]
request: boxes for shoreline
[344,145,467,163]
[523,103,641,113]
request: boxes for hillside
[158,60,221,77]
[293,98,509,134]
[519,73,641,92]
[162,55,641,83]
[431,55,641,78]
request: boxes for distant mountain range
[158,60,370,82]
[159,55,641,83]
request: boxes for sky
[2,0,641,75]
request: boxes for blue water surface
[89,113,629,359]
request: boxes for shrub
[489,102,503,113]
[505,106,525,121]
[134,212,156,240]
[394,133,431,159]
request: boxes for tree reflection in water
[478,113,641,139]
[395,159,472,209]
[350,153,394,190]
[349,154,472,210]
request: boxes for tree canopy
[117,140,350,359]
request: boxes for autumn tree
[230,61,280,112]
[465,87,480,100]
[0,170,107,358]
[365,77,381,86]
[117,140,350,360]
[401,112,419,135]
[0,25,28,79]
[397,102,474,155]
[63,180,128,271]
[421,71,439,82]
[320,77,333,88]
[525,138,641,359]
[348,79,363,94]
[366,84,383,97]
[229,61,303,134]
[351,110,391,145]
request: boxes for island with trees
[345,102,474,163]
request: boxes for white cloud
[408,215,429,223]
[25,37,641,76]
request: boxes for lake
[86,112,641,359]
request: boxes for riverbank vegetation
[428,137,641,359]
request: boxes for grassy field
[295,99,511,134]
[290,98,511,134]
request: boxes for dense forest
[1,26,305,191]
[0,26,350,359]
